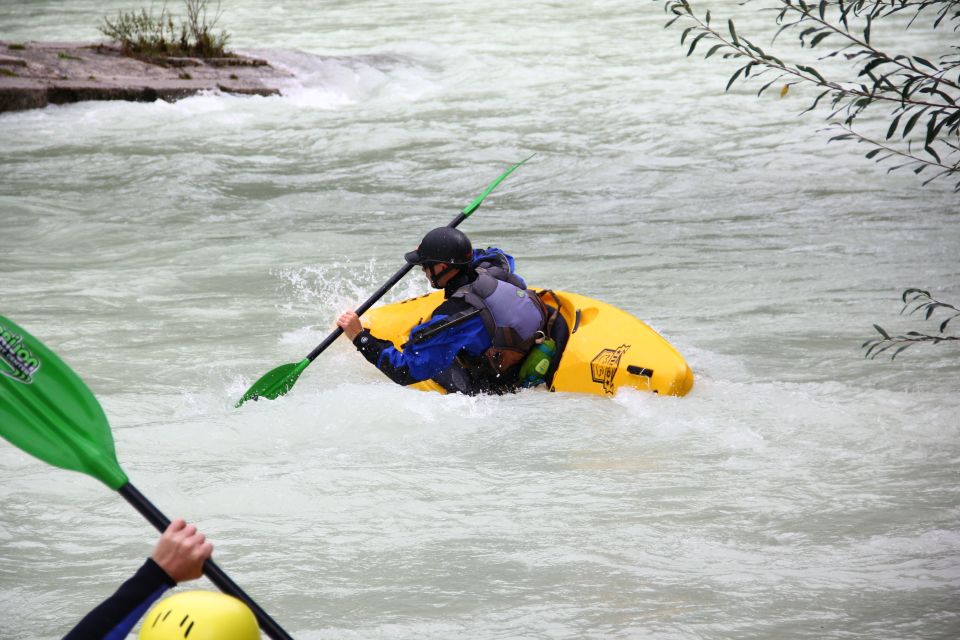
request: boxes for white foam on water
[256,48,443,110]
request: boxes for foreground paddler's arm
[64,518,212,639]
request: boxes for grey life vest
[451,267,549,376]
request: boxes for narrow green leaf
[687,32,708,57]
[742,37,764,57]
[799,26,819,42]
[902,108,927,137]
[925,113,941,147]
[890,345,910,360]
[725,65,744,91]
[705,43,724,59]
[859,57,888,77]
[928,87,957,106]
[728,19,739,45]
[874,324,890,339]
[873,343,896,358]
[913,56,937,71]
[810,32,831,47]
[903,288,930,302]
[797,64,826,83]
[801,89,832,115]
[865,148,881,159]
[757,78,777,96]
[945,111,960,136]
[901,75,920,101]
[886,113,903,140]
[839,0,853,30]
[773,22,794,43]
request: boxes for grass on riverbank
[99,0,231,59]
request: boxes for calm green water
[1,2,958,639]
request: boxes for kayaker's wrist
[352,329,372,348]
[353,329,393,367]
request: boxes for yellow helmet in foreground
[138,590,259,640]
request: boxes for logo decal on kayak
[590,344,629,394]
[0,323,41,384]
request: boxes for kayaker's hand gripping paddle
[0,316,295,640]
[235,155,534,407]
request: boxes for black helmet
[404,227,473,266]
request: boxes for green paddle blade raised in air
[0,315,128,490]
[461,154,535,218]
[235,358,310,408]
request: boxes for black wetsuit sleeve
[352,330,421,386]
[64,558,176,640]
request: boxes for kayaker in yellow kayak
[337,227,566,395]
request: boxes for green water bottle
[519,338,557,387]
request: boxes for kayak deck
[362,289,694,397]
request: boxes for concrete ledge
[0,84,48,110]
[0,41,290,113]
[165,57,204,68]
[206,57,269,67]
[0,55,28,67]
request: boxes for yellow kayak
[362,289,694,397]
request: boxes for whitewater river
[1,1,958,638]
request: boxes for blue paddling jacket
[351,248,548,395]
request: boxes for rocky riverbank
[0,41,291,113]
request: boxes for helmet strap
[425,263,458,289]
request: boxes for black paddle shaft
[305,211,468,363]
[118,483,295,640]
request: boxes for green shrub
[99,0,231,59]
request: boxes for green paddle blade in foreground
[235,358,309,406]
[0,315,295,640]
[0,315,128,490]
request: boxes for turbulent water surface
[1,1,958,639]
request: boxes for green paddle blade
[0,316,128,490]
[235,358,310,408]
[461,154,535,218]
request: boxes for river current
[1,1,958,639]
